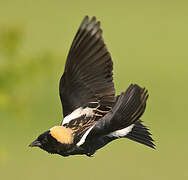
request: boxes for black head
[29,130,62,154]
[29,127,77,156]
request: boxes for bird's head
[29,126,74,155]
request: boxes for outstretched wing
[59,16,115,117]
[76,84,150,146]
[88,84,149,137]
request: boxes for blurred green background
[0,0,187,179]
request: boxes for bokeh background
[0,0,188,179]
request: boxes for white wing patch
[108,124,134,138]
[76,125,95,147]
[62,107,94,125]
[77,124,135,147]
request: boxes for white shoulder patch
[76,125,94,147]
[83,107,94,117]
[62,107,83,125]
[62,107,94,125]
[108,124,134,138]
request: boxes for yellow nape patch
[50,126,73,144]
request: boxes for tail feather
[109,84,149,131]
[125,120,155,149]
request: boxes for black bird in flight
[29,16,155,157]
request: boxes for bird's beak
[29,140,41,147]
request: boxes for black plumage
[29,16,155,157]
[59,16,115,117]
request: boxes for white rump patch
[108,124,134,138]
[62,107,94,125]
[76,125,94,147]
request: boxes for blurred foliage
[0,26,61,118]
[0,26,23,56]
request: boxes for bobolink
[29,16,155,157]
